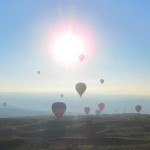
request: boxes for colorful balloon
[95,110,101,115]
[98,103,105,110]
[135,105,142,113]
[100,79,104,84]
[79,54,85,62]
[75,82,86,97]
[84,107,90,115]
[52,102,66,119]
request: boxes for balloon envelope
[2,102,7,107]
[79,54,85,62]
[100,79,104,84]
[37,71,40,74]
[84,107,90,115]
[135,105,142,113]
[52,102,66,119]
[98,103,105,110]
[95,110,101,115]
[60,94,64,98]
[75,82,86,97]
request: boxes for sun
[53,32,85,65]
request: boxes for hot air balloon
[100,79,104,84]
[84,107,90,115]
[95,110,101,115]
[2,102,7,107]
[79,54,85,62]
[135,105,142,113]
[37,71,40,74]
[60,94,64,98]
[75,82,86,97]
[52,102,66,119]
[98,103,105,110]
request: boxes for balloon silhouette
[60,94,64,98]
[37,71,40,74]
[52,102,66,119]
[75,82,86,97]
[135,105,142,113]
[98,103,105,110]
[79,54,85,62]
[84,107,90,115]
[2,102,7,107]
[95,110,101,115]
[100,79,104,84]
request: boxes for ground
[0,114,150,150]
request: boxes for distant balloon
[98,103,105,110]
[135,105,142,113]
[95,110,101,115]
[52,102,66,119]
[37,71,41,74]
[60,94,64,98]
[84,107,90,115]
[79,54,85,62]
[100,79,104,84]
[2,102,7,107]
[75,82,86,97]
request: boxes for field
[0,114,150,150]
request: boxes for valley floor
[0,114,150,150]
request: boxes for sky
[0,0,150,96]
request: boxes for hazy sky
[0,0,150,96]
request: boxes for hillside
[0,114,150,150]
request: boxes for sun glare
[53,32,85,65]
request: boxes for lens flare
[48,20,95,66]
[53,32,85,65]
